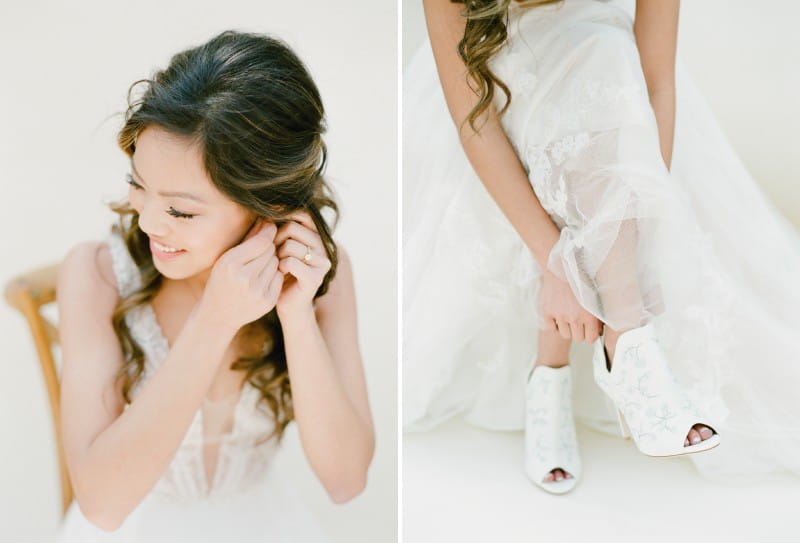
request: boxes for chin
[151,257,188,278]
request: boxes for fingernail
[691,435,701,444]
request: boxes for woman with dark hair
[404,0,800,494]
[55,30,374,540]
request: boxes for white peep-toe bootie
[592,321,721,457]
[524,364,581,494]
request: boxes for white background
[0,1,396,542]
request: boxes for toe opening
[684,424,718,446]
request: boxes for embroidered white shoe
[592,321,721,457]
[524,364,581,494]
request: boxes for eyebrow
[129,158,208,205]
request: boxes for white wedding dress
[54,228,330,542]
[403,0,800,483]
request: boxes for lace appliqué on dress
[500,39,646,225]
[525,132,591,222]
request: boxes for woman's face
[128,125,257,282]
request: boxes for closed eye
[125,173,196,220]
[166,207,195,219]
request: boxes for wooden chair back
[3,263,73,515]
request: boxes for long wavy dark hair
[106,30,339,444]
[450,0,564,131]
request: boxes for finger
[569,322,584,343]
[586,321,601,343]
[277,239,328,269]
[278,256,316,284]
[242,246,275,281]
[566,321,580,342]
[264,269,284,306]
[240,241,276,272]
[231,223,277,265]
[234,218,260,248]
[283,210,318,233]
[274,220,320,249]
[555,318,570,340]
[242,217,265,240]
[256,254,280,283]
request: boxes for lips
[150,238,184,252]
[149,238,187,260]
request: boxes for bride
[404,0,800,494]
[56,30,374,540]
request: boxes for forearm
[460,120,562,268]
[77,305,236,530]
[424,0,561,270]
[648,86,675,171]
[279,307,373,502]
[633,0,679,171]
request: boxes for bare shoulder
[57,239,119,315]
[315,241,355,317]
[333,242,353,281]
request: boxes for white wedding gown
[54,228,330,542]
[403,0,800,483]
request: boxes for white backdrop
[0,1,397,542]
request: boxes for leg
[532,327,571,370]
[594,217,715,447]
[592,216,648,333]
[530,327,573,482]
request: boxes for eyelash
[125,174,196,220]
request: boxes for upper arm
[634,0,680,93]
[313,244,374,434]
[422,0,479,129]
[57,240,127,503]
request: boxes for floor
[403,417,800,543]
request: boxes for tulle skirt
[53,465,329,542]
[403,0,800,483]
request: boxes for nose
[136,203,170,239]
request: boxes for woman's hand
[274,210,332,318]
[539,270,603,343]
[197,219,284,333]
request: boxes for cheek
[206,223,247,259]
[186,225,227,256]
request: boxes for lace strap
[104,228,142,298]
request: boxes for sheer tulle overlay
[54,227,329,542]
[403,0,800,482]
